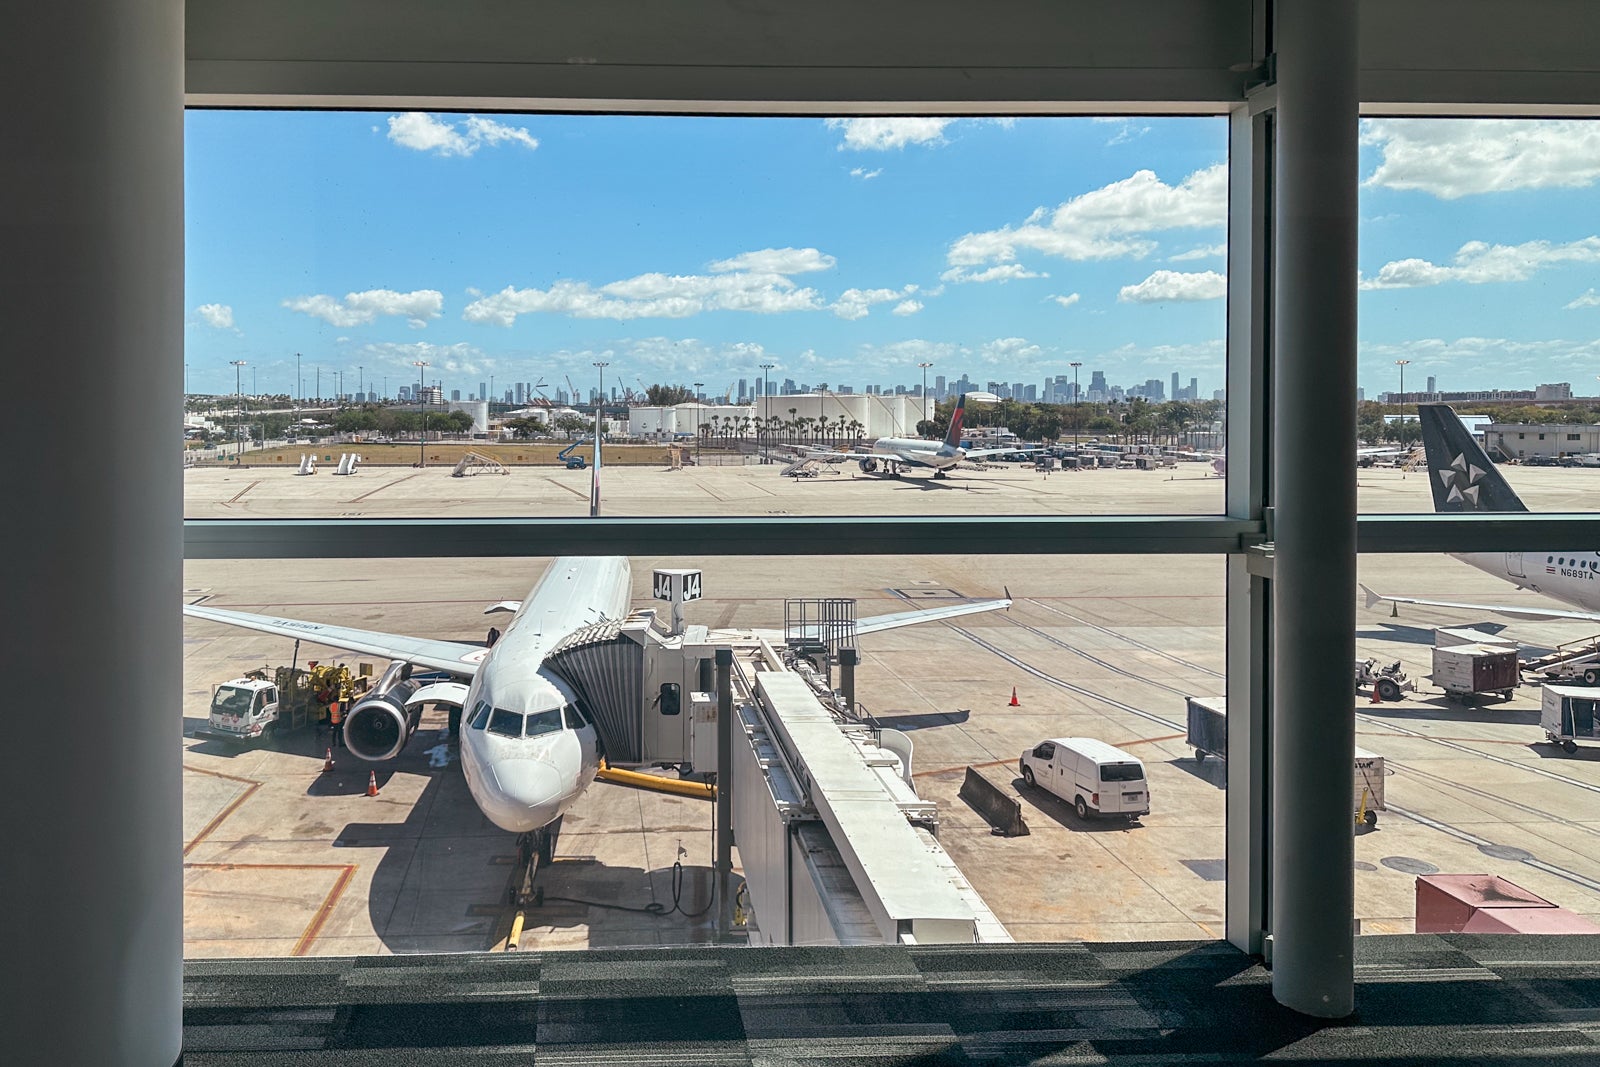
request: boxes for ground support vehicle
[1432,643,1519,702]
[1354,747,1386,828]
[1522,633,1600,687]
[1355,659,1416,702]
[1019,737,1149,821]
[196,663,364,742]
[1185,696,1227,763]
[1541,685,1600,754]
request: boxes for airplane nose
[491,759,563,819]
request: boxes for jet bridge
[542,570,1008,945]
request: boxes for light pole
[1394,359,1410,406]
[918,362,933,435]
[296,352,301,403]
[229,360,247,459]
[358,365,363,402]
[1069,361,1083,452]
[693,381,704,457]
[759,362,775,462]
[592,362,609,517]
[412,360,429,466]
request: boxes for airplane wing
[854,597,1012,635]
[963,446,1041,459]
[1359,584,1600,623]
[804,449,878,462]
[183,604,486,676]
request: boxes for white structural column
[1270,2,1359,1017]
[1,2,184,1063]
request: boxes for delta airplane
[807,391,1035,478]
[183,445,1013,894]
[1362,403,1600,621]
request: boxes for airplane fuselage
[868,437,963,471]
[456,556,631,833]
[1455,551,1600,615]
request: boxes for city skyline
[186,114,1599,399]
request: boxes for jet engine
[859,458,878,473]
[343,661,421,762]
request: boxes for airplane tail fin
[942,392,969,451]
[1417,404,1526,513]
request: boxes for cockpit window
[487,709,524,738]
[469,701,491,730]
[524,709,563,738]
[562,705,584,730]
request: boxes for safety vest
[329,701,343,725]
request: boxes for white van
[1019,736,1150,820]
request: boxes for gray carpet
[182,935,1600,1064]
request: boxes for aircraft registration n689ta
[804,391,1036,478]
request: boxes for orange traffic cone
[1370,683,1382,704]
[1009,686,1021,707]
[366,770,380,797]
[322,747,335,773]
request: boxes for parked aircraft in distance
[805,391,1037,478]
[1362,403,1600,621]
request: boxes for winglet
[1003,584,1013,609]
[1359,583,1383,611]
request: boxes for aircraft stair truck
[557,437,588,469]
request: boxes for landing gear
[934,469,948,479]
[510,817,562,906]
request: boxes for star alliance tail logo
[1437,452,1487,510]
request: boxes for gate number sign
[653,569,703,602]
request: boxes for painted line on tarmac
[1357,714,1600,797]
[182,764,262,857]
[1025,597,1224,679]
[1386,804,1600,895]
[183,862,357,956]
[347,472,420,502]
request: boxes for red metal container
[1416,874,1600,934]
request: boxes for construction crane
[529,377,552,407]
[564,374,581,407]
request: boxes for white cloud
[826,118,954,151]
[947,163,1226,271]
[850,167,883,180]
[940,263,1049,284]
[283,289,444,328]
[354,341,494,377]
[462,250,841,326]
[1567,288,1600,309]
[1359,335,1600,384]
[1118,270,1227,303]
[196,303,234,329]
[386,113,539,157]
[891,299,923,316]
[1050,293,1081,309]
[1359,236,1600,290]
[1169,243,1227,262]
[1093,118,1151,146]
[708,247,836,275]
[1099,338,1225,371]
[1363,119,1600,199]
[831,286,914,320]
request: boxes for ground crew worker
[329,699,344,748]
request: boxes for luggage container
[1541,684,1600,753]
[1185,695,1227,763]
[1354,747,1385,827]
[1432,643,1519,701]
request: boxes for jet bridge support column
[715,647,734,936]
[2,1,184,1063]
[1270,0,1359,1019]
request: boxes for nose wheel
[510,818,561,906]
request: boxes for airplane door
[1507,552,1526,579]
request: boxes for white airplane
[806,391,1036,478]
[184,448,1015,895]
[1362,403,1600,621]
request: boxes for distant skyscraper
[934,374,946,400]
[450,389,461,401]
[1089,370,1108,400]
[1012,381,1025,399]
[515,382,525,405]
[478,382,487,400]
[1427,375,1437,394]
[1171,372,1180,400]
[738,378,748,402]
[1189,377,1198,400]
[399,385,412,401]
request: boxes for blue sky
[186,113,1599,400]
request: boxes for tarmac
[181,458,1600,956]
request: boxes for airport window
[182,111,1227,521]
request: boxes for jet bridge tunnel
[543,589,1009,947]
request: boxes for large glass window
[184,112,1226,518]
[1358,118,1600,513]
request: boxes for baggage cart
[1432,643,1519,701]
[1541,684,1600,754]
[1185,695,1227,763]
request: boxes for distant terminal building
[1484,422,1600,462]
[627,393,923,441]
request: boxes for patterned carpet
[183,935,1600,1065]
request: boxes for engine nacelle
[344,685,421,761]
[859,458,878,473]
